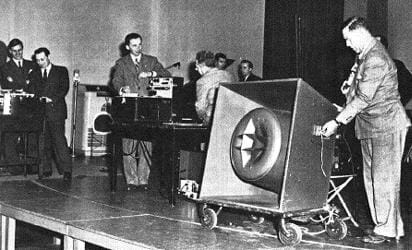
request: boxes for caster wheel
[249,214,265,224]
[325,218,347,240]
[278,223,302,246]
[200,208,217,229]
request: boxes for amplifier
[111,97,173,123]
[148,77,183,98]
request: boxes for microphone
[73,69,80,83]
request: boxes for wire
[320,134,327,177]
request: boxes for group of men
[0,39,72,181]
[111,33,264,191]
[214,52,262,82]
[109,20,411,244]
[1,14,409,245]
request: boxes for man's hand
[138,71,154,78]
[321,120,339,137]
[41,96,53,103]
[119,86,131,95]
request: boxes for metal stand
[70,70,80,158]
[328,174,359,227]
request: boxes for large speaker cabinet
[199,79,337,213]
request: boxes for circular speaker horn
[230,108,285,191]
[93,111,113,135]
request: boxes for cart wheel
[200,208,218,229]
[278,223,302,246]
[249,214,265,224]
[325,219,347,240]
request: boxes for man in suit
[27,47,72,181]
[322,17,410,243]
[238,59,262,82]
[0,39,36,166]
[0,38,35,90]
[112,33,171,191]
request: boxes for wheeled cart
[194,79,345,246]
[194,193,348,246]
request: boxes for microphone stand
[70,77,80,158]
[165,62,181,70]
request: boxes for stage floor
[0,155,410,249]
[0,173,409,250]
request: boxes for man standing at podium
[112,33,170,191]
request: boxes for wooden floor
[0,156,410,249]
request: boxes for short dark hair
[125,33,142,45]
[215,53,226,60]
[34,47,50,57]
[240,59,253,69]
[8,38,23,49]
[342,16,367,31]
[196,50,215,67]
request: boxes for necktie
[43,70,47,81]
[18,61,22,69]
[135,58,140,70]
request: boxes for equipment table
[0,114,45,177]
[110,121,209,206]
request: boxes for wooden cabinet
[263,0,344,101]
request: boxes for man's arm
[151,58,171,77]
[48,66,70,102]
[336,55,387,124]
[112,60,126,93]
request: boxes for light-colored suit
[337,39,410,238]
[195,68,233,124]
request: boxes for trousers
[360,129,407,238]
[122,138,151,185]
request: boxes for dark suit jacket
[394,59,412,106]
[27,64,69,121]
[112,54,171,96]
[244,73,262,82]
[0,59,36,90]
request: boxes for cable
[319,134,327,177]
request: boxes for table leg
[170,129,178,207]
[1,215,15,250]
[23,132,28,177]
[110,134,120,192]
[64,235,85,250]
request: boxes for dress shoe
[127,184,148,191]
[63,172,72,182]
[361,233,394,244]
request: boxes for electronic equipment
[111,77,197,123]
[148,77,183,98]
[0,92,44,116]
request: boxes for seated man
[238,59,262,82]
[195,51,234,125]
[214,52,228,70]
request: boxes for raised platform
[0,175,402,249]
